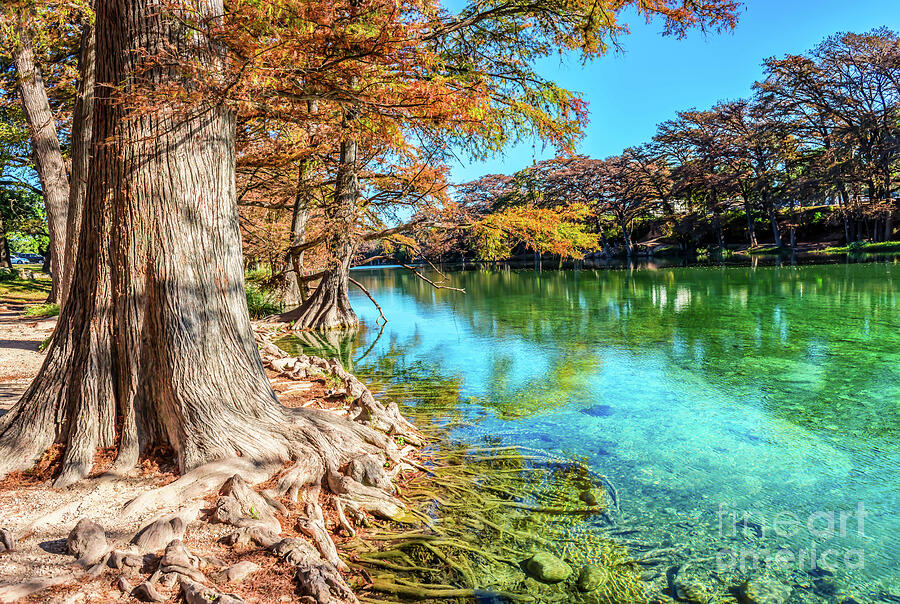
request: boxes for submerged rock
[673,578,713,604]
[580,404,615,417]
[576,564,605,591]
[579,489,602,507]
[741,576,791,604]
[525,552,572,584]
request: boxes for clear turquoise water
[287,262,900,602]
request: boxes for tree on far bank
[220,0,741,330]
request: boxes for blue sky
[449,0,899,184]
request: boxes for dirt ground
[0,309,368,603]
[0,307,56,410]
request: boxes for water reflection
[282,262,900,600]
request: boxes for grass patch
[812,240,900,255]
[245,266,274,284]
[747,245,783,255]
[246,283,283,319]
[0,270,52,304]
[24,302,60,318]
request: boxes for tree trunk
[276,114,359,331]
[766,202,781,248]
[743,197,757,247]
[12,15,70,303]
[0,0,375,488]
[0,214,10,269]
[620,218,633,258]
[59,19,96,310]
[283,160,311,307]
[712,211,724,249]
[789,199,797,252]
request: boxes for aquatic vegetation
[347,438,648,604]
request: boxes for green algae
[343,438,647,604]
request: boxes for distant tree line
[442,29,900,260]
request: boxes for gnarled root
[131,514,187,553]
[0,528,16,552]
[66,518,107,568]
[326,468,406,522]
[296,485,347,572]
[158,539,206,583]
[181,577,245,604]
[213,474,282,533]
[254,329,423,446]
[272,538,358,604]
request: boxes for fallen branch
[348,277,387,324]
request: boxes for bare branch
[349,277,387,324]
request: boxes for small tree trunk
[743,197,757,247]
[767,203,781,247]
[789,199,797,252]
[0,215,10,269]
[712,211,724,249]
[283,160,311,308]
[12,16,70,303]
[620,219,633,258]
[885,213,893,242]
[277,112,359,331]
[59,20,95,310]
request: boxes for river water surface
[285,261,899,602]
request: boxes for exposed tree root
[0,330,428,604]
[66,518,107,568]
[131,514,187,552]
[0,528,15,552]
[254,329,424,446]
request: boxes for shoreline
[0,311,644,603]
[1,278,892,603]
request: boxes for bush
[24,303,59,318]
[245,283,282,319]
[245,266,273,284]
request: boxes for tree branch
[362,217,428,241]
[349,277,387,324]
[396,260,465,292]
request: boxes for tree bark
[283,160,311,308]
[276,114,359,331]
[59,19,96,310]
[743,196,757,247]
[12,15,70,303]
[0,214,10,269]
[0,0,376,488]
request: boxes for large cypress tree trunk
[276,115,359,331]
[12,16,70,303]
[0,0,401,489]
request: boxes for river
[282,260,900,603]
